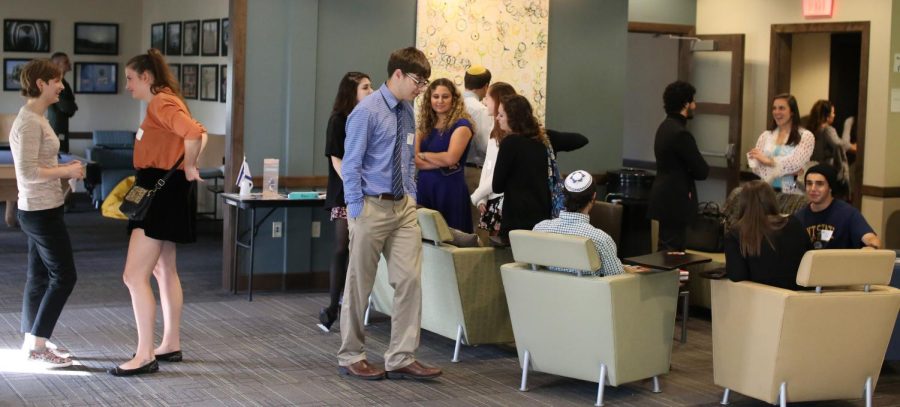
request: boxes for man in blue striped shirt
[337,47,442,381]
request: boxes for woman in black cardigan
[725,181,812,290]
[491,95,553,236]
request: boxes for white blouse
[470,137,503,206]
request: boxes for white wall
[0,0,143,132]
[141,0,228,135]
[623,33,679,164]
[629,0,697,25]
[790,32,831,115]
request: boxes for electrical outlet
[272,221,282,238]
[311,221,321,238]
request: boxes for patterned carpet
[0,200,898,406]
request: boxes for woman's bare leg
[153,241,182,354]
[119,229,163,369]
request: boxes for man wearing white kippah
[534,171,646,276]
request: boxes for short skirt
[127,168,197,244]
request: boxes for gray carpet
[0,200,898,406]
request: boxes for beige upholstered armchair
[369,208,514,362]
[712,249,900,407]
[501,230,679,406]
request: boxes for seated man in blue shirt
[795,164,881,249]
[534,170,644,276]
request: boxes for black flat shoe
[155,350,182,362]
[131,350,183,362]
[108,360,159,377]
[318,307,338,332]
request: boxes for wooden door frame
[767,22,870,206]
[678,34,746,193]
[222,0,247,291]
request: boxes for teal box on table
[288,191,321,200]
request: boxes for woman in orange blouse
[109,49,207,376]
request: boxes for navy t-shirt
[794,199,875,249]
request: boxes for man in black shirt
[795,164,880,249]
[47,52,77,153]
[648,81,709,251]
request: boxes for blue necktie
[391,105,405,197]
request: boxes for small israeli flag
[236,156,252,186]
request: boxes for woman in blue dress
[415,78,474,232]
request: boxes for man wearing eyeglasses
[338,47,442,381]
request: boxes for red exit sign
[803,0,834,18]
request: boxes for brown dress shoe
[386,361,442,380]
[338,360,385,380]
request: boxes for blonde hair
[416,78,472,138]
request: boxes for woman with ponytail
[109,49,207,376]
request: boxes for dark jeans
[327,218,349,313]
[657,222,687,252]
[17,205,77,339]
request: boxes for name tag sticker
[136,128,144,141]
[407,133,414,145]
[821,229,833,241]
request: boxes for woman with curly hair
[415,78,474,232]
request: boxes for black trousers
[327,218,349,313]
[657,222,687,252]
[18,205,77,339]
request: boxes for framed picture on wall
[182,63,198,100]
[74,62,117,94]
[166,21,181,56]
[201,19,219,56]
[151,23,165,54]
[221,18,230,57]
[3,58,30,91]
[220,64,227,103]
[3,19,51,52]
[168,63,181,86]
[74,23,118,55]
[182,20,199,56]
[200,64,218,101]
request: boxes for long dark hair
[770,93,802,146]
[805,99,833,132]
[127,48,184,104]
[487,82,516,144]
[499,94,547,146]
[332,71,369,116]
[732,180,789,257]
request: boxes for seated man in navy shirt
[795,164,881,249]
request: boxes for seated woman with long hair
[724,180,812,290]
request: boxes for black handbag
[686,202,725,252]
[119,155,184,221]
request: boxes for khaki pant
[337,195,422,370]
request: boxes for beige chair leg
[452,324,463,363]
[720,388,730,405]
[864,376,873,407]
[595,363,607,406]
[652,375,661,393]
[519,350,530,391]
[779,382,787,407]
[363,295,372,326]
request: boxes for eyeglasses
[405,72,430,88]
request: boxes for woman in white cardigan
[470,82,517,235]
[748,94,814,192]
